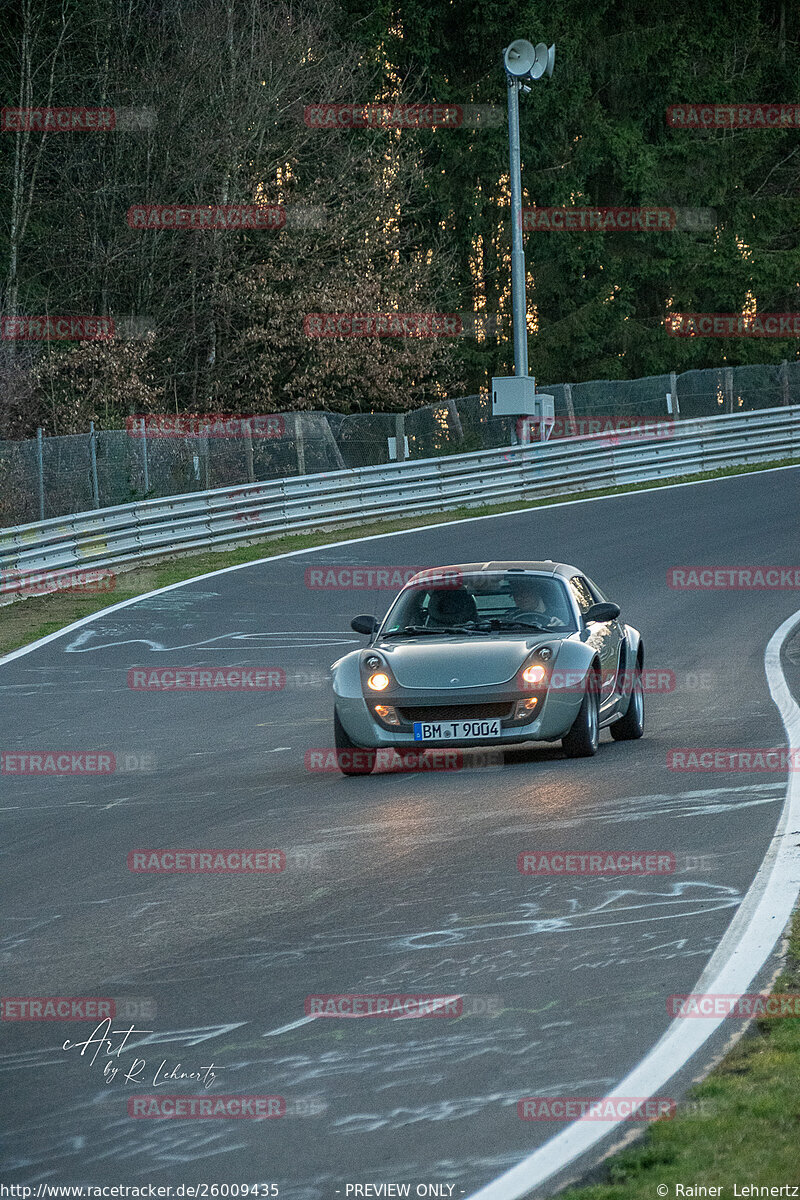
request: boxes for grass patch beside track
[558,904,800,1195]
[0,455,796,659]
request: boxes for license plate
[413,718,502,741]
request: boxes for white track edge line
[465,607,800,1200]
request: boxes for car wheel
[561,670,600,758]
[334,708,376,776]
[610,659,645,741]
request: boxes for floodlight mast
[501,39,555,378]
[506,74,528,377]
[492,39,555,442]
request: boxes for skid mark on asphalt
[492,781,784,833]
[63,629,358,653]
[123,591,222,612]
[294,883,740,954]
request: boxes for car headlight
[367,671,391,691]
[521,663,547,686]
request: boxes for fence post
[780,360,789,406]
[563,382,576,434]
[320,416,346,470]
[202,435,210,489]
[243,419,255,483]
[724,367,734,413]
[446,399,464,442]
[294,413,306,475]
[89,421,100,508]
[395,412,406,462]
[669,371,681,417]
[140,417,150,495]
[36,427,45,520]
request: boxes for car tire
[561,670,600,758]
[334,708,376,776]
[610,659,645,741]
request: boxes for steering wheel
[514,609,567,629]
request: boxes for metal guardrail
[1,406,798,595]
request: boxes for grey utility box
[491,375,555,420]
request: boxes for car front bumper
[334,688,583,749]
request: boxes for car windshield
[380,571,577,637]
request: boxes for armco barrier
[1,406,798,595]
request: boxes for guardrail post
[89,421,100,509]
[36,427,45,520]
[140,417,150,495]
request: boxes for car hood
[376,634,558,689]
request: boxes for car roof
[406,561,580,581]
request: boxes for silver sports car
[330,561,644,775]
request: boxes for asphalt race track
[2,467,800,1197]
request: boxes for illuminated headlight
[367,671,391,691]
[374,704,401,726]
[514,697,539,718]
[522,663,547,686]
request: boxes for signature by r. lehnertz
[62,1018,219,1088]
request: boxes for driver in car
[508,577,570,628]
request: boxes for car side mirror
[351,614,379,635]
[584,601,621,623]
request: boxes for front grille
[397,702,514,722]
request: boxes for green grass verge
[558,906,800,1195]
[1,455,796,660]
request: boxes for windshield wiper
[382,625,441,638]
[488,618,550,632]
